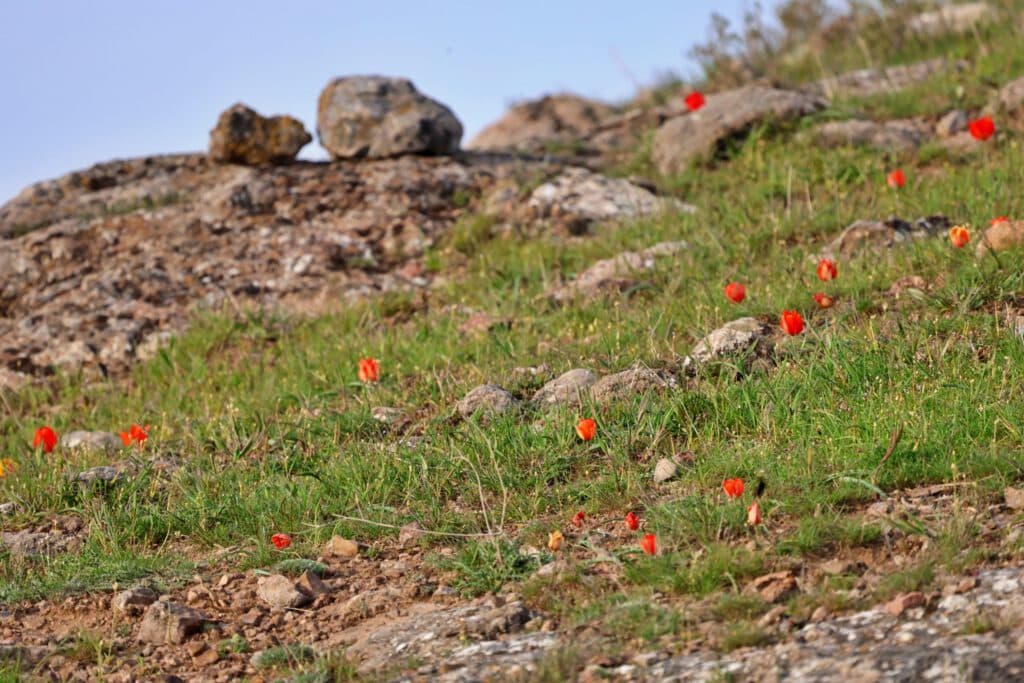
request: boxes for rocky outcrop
[907,2,994,36]
[652,86,825,175]
[208,103,311,165]
[317,76,462,159]
[812,119,930,151]
[807,58,964,99]
[467,94,615,153]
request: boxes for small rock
[1005,487,1024,510]
[296,570,331,599]
[820,559,866,576]
[531,368,598,407]
[884,591,926,616]
[683,317,771,370]
[398,522,425,547]
[956,576,979,594]
[323,536,359,559]
[653,458,679,484]
[935,110,968,138]
[112,587,159,616]
[1,530,80,559]
[824,215,952,259]
[908,2,993,36]
[208,103,311,166]
[977,219,1024,257]
[991,76,1024,113]
[810,606,830,623]
[458,313,511,336]
[589,366,673,405]
[194,648,221,667]
[59,431,123,453]
[808,57,959,99]
[371,406,403,423]
[813,119,929,151]
[550,241,687,302]
[73,465,123,485]
[0,503,16,516]
[748,570,799,603]
[757,605,787,627]
[137,601,206,645]
[456,384,519,419]
[256,574,312,610]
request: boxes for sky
[0,1,757,203]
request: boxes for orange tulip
[949,225,970,248]
[816,258,837,282]
[0,459,16,478]
[547,530,564,552]
[119,424,149,448]
[625,511,640,531]
[571,511,586,528]
[640,533,657,555]
[813,292,834,309]
[358,357,380,383]
[575,418,596,441]
[724,282,746,303]
[780,310,804,336]
[32,426,57,453]
[747,500,762,526]
[723,478,744,499]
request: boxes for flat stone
[1,530,80,559]
[812,119,929,151]
[531,369,598,407]
[113,587,159,615]
[589,366,673,405]
[323,536,359,559]
[653,458,679,484]
[137,601,206,645]
[256,574,312,610]
[748,570,799,603]
[550,241,687,302]
[456,384,519,419]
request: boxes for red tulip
[271,533,292,550]
[640,533,657,555]
[119,424,149,448]
[991,216,1010,226]
[625,511,640,531]
[816,258,837,282]
[968,116,995,141]
[684,91,705,112]
[949,225,970,248]
[575,418,596,442]
[358,357,380,383]
[780,310,804,336]
[32,426,57,453]
[886,169,905,189]
[747,500,762,526]
[571,511,586,528]
[724,282,746,303]
[813,292,834,309]
[722,478,744,499]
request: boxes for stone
[812,119,929,151]
[977,219,1024,257]
[208,103,311,166]
[0,503,15,516]
[399,521,425,547]
[59,430,123,453]
[73,465,123,485]
[137,601,206,644]
[936,110,968,138]
[652,86,825,174]
[823,215,952,259]
[884,591,927,616]
[316,76,462,159]
[550,241,687,302]
[908,3,994,36]
[991,76,1024,113]
[456,384,519,419]
[748,571,799,603]
[370,406,403,423]
[528,167,692,232]
[112,587,159,615]
[467,93,615,153]
[256,574,312,610]
[808,58,961,98]
[1,530,80,559]
[322,536,359,559]
[1005,486,1024,511]
[653,458,679,484]
[531,369,598,407]
[295,570,331,599]
[589,366,673,404]
[683,317,771,370]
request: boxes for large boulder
[208,104,311,165]
[652,86,825,175]
[317,76,462,159]
[467,94,615,153]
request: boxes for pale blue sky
[0,1,755,203]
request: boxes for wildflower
[625,511,640,531]
[32,426,57,453]
[724,282,746,303]
[575,418,596,442]
[813,292,834,309]
[640,533,657,555]
[0,459,16,477]
[547,530,564,552]
[780,310,805,336]
[722,478,745,499]
[571,511,586,528]
[886,169,905,189]
[358,357,380,383]
[991,216,1010,226]
[968,116,995,141]
[119,424,149,448]
[816,258,838,282]
[271,533,292,550]
[684,91,705,112]
[949,225,970,248]
[747,500,762,526]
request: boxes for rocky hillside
[5,2,1024,682]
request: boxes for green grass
[4,5,1024,672]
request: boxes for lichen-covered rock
[467,93,615,153]
[208,103,311,165]
[652,86,825,175]
[317,76,462,159]
[529,168,693,233]
[456,384,519,418]
[531,369,598,407]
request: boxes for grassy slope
[4,3,1024,675]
